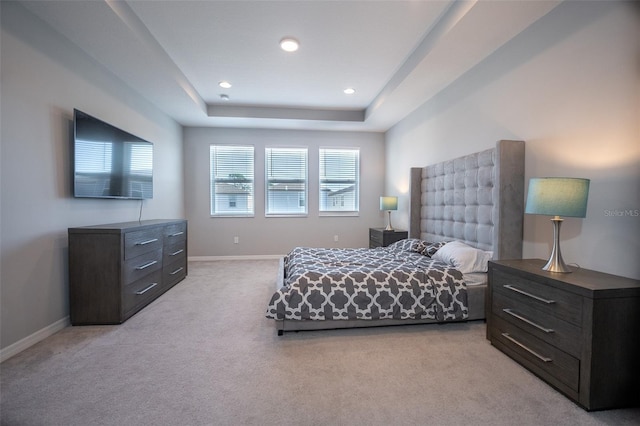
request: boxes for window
[265,147,307,215]
[210,145,254,216]
[319,148,359,214]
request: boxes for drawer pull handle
[170,249,184,256]
[501,333,552,363]
[503,285,555,304]
[136,260,158,270]
[169,231,184,237]
[135,282,158,295]
[170,267,184,276]
[136,238,158,246]
[503,309,555,333]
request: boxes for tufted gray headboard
[409,140,525,260]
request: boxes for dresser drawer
[123,249,162,285]
[491,316,579,393]
[492,269,582,326]
[123,269,163,316]
[164,241,186,264]
[163,258,187,287]
[164,222,187,244]
[369,229,383,245]
[124,228,163,260]
[493,292,581,357]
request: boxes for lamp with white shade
[525,177,590,273]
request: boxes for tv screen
[73,109,153,199]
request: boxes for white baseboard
[189,255,283,261]
[1,316,70,363]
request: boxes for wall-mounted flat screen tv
[73,109,153,199]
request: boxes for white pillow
[432,241,493,273]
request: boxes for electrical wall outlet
[234,236,239,244]
[333,235,339,242]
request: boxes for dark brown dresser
[69,219,187,325]
[486,259,640,411]
[369,228,408,248]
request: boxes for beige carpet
[1,260,639,426]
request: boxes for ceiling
[20,0,561,132]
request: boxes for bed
[267,140,525,335]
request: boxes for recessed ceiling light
[219,81,232,89]
[343,88,356,95]
[220,94,230,101]
[280,37,299,52]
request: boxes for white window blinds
[210,145,254,216]
[319,148,360,213]
[265,147,308,215]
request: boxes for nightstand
[369,228,408,248]
[486,259,640,411]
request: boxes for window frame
[265,146,308,217]
[318,147,360,217]
[209,144,255,217]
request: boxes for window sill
[319,211,360,217]
[265,214,308,218]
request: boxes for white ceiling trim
[208,104,365,122]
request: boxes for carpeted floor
[1,260,639,426]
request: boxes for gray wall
[385,1,640,279]
[1,3,185,353]
[184,127,385,256]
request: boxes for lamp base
[542,217,572,273]
[385,211,394,231]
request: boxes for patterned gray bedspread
[266,241,468,322]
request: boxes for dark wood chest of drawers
[369,228,408,248]
[69,219,187,325]
[487,259,640,411]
